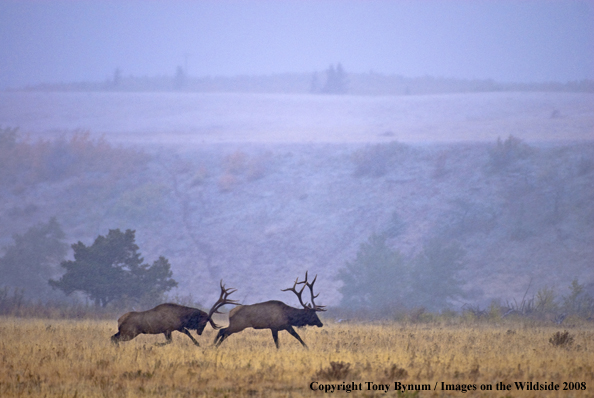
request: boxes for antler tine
[281,277,310,309]
[304,272,326,311]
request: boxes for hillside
[0,92,592,311]
[1,135,592,310]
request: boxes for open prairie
[0,91,592,144]
[1,316,592,397]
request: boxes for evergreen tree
[174,66,186,90]
[562,278,594,318]
[410,239,466,311]
[338,233,407,311]
[112,67,122,87]
[322,63,347,94]
[50,229,177,307]
[0,218,68,300]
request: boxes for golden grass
[0,316,592,397]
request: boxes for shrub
[0,287,25,315]
[487,135,531,172]
[0,129,148,190]
[190,165,209,186]
[384,364,408,380]
[549,331,574,347]
[351,142,409,177]
[223,150,248,175]
[432,151,449,179]
[313,362,352,381]
[218,173,238,192]
[245,156,269,181]
[534,286,559,313]
[112,183,169,221]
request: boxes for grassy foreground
[0,317,592,397]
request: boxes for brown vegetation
[1,317,592,397]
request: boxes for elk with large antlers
[111,280,238,346]
[213,271,325,349]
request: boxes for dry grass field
[1,316,592,397]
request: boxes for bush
[0,129,148,190]
[549,331,574,347]
[218,173,238,192]
[534,286,559,313]
[487,135,531,172]
[351,142,409,177]
[221,150,270,182]
[111,183,169,221]
[0,287,25,315]
[313,362,352,381]
[384,364,408,380]
[223,150,248,175]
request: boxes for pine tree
[322,63,347,94]
[410,239,466,311]
[0,218,67,300]
[338,233,407,311]
[50,229,177,307]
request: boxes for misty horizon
[14,69,594,88]
[1,1,593,90]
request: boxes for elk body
[111,281,237,346]
[214,272,325,348]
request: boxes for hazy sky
[0,0,592,89]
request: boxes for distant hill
[19,71,594,95]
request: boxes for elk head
[281,271,326,327]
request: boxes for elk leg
[111,331,136,344]
[214,328,228,347]
[156,331,173,346]
[271,329,279,349]
[111,332,124,344]
[286,326,308,349]
[181,328,200,346]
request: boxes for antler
[282,271,326,311]
[304,271,326,312]
[281,276,308,309]
[207,280,239,329]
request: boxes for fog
[1,1,593,88]
[0,1,593,317]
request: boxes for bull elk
[111,280,238,346]
[214,271,325,349]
